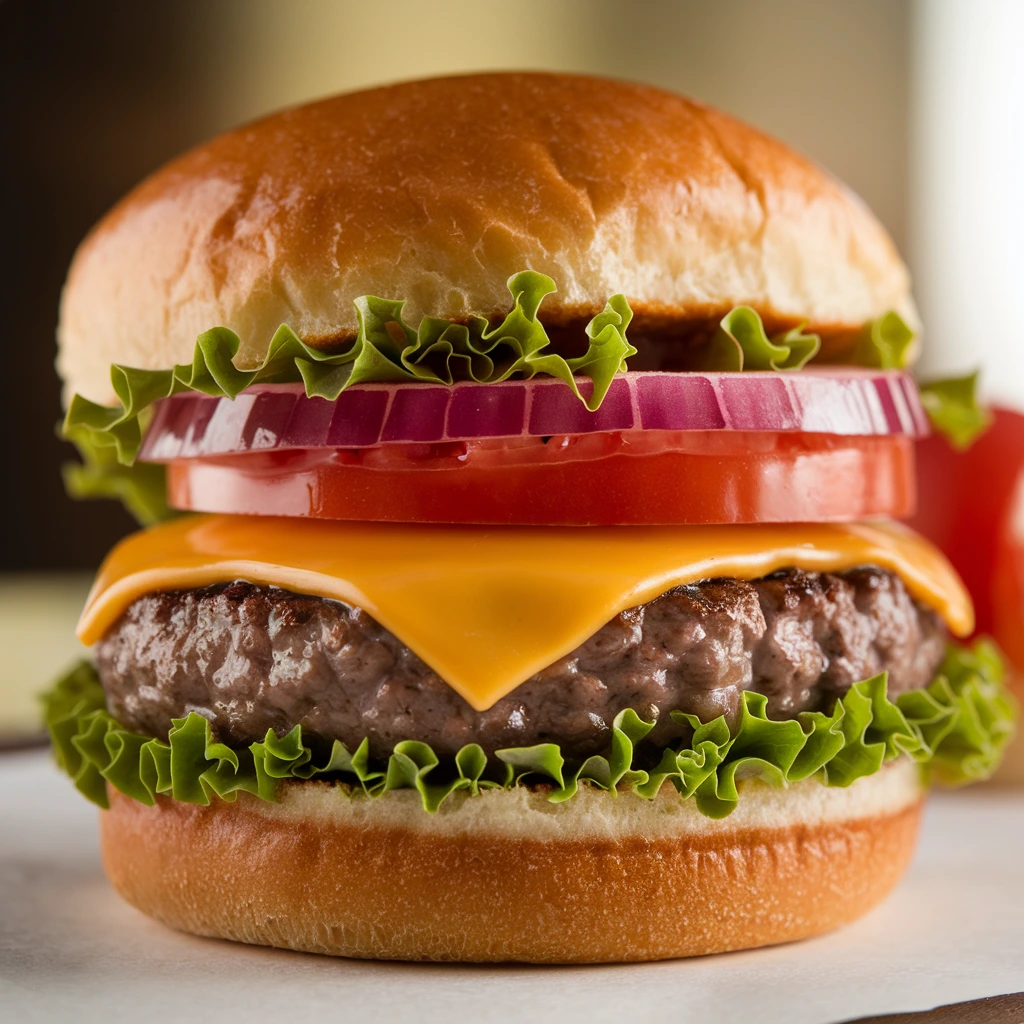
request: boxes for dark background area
[1,1,219,569]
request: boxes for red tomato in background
[910,407,1024,672]
[993,471,1024,673]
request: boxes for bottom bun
[100,761,924,963]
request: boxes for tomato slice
[167,430,915,526]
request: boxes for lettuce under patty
[43,640,1014,818]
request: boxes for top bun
[58,72,916,406]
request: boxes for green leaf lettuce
[919,371,992,450]
[63,271,636,468]
[854,310,917,370]
[61,425,175,527]
[700,306,821,372]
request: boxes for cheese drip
[79,515,973,712]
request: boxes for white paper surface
[2,749,1022,1024]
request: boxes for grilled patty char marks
[95,569,946,761]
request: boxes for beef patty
[95,567,947,761]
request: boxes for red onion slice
[139,370,930,462]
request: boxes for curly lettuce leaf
[919,371,992,450]
[62,272,636,467]
[854,310,917,370]
[701,306,821,372]
[61,425,175,527]
[43,640,1015,818]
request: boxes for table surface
[2,751,1023,1024]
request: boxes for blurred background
[1,0,1022,738]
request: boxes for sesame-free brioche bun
[59,72,917,406]
[100,761,924,963]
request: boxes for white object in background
[910,0,1024,410]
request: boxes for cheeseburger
[48,73,1014,963]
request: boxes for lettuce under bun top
[57,71,917,407]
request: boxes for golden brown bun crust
[100,768,924,963]
[60,72,916,405]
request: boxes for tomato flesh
[167,430,915,526]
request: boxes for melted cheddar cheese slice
[79,515,972,711]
